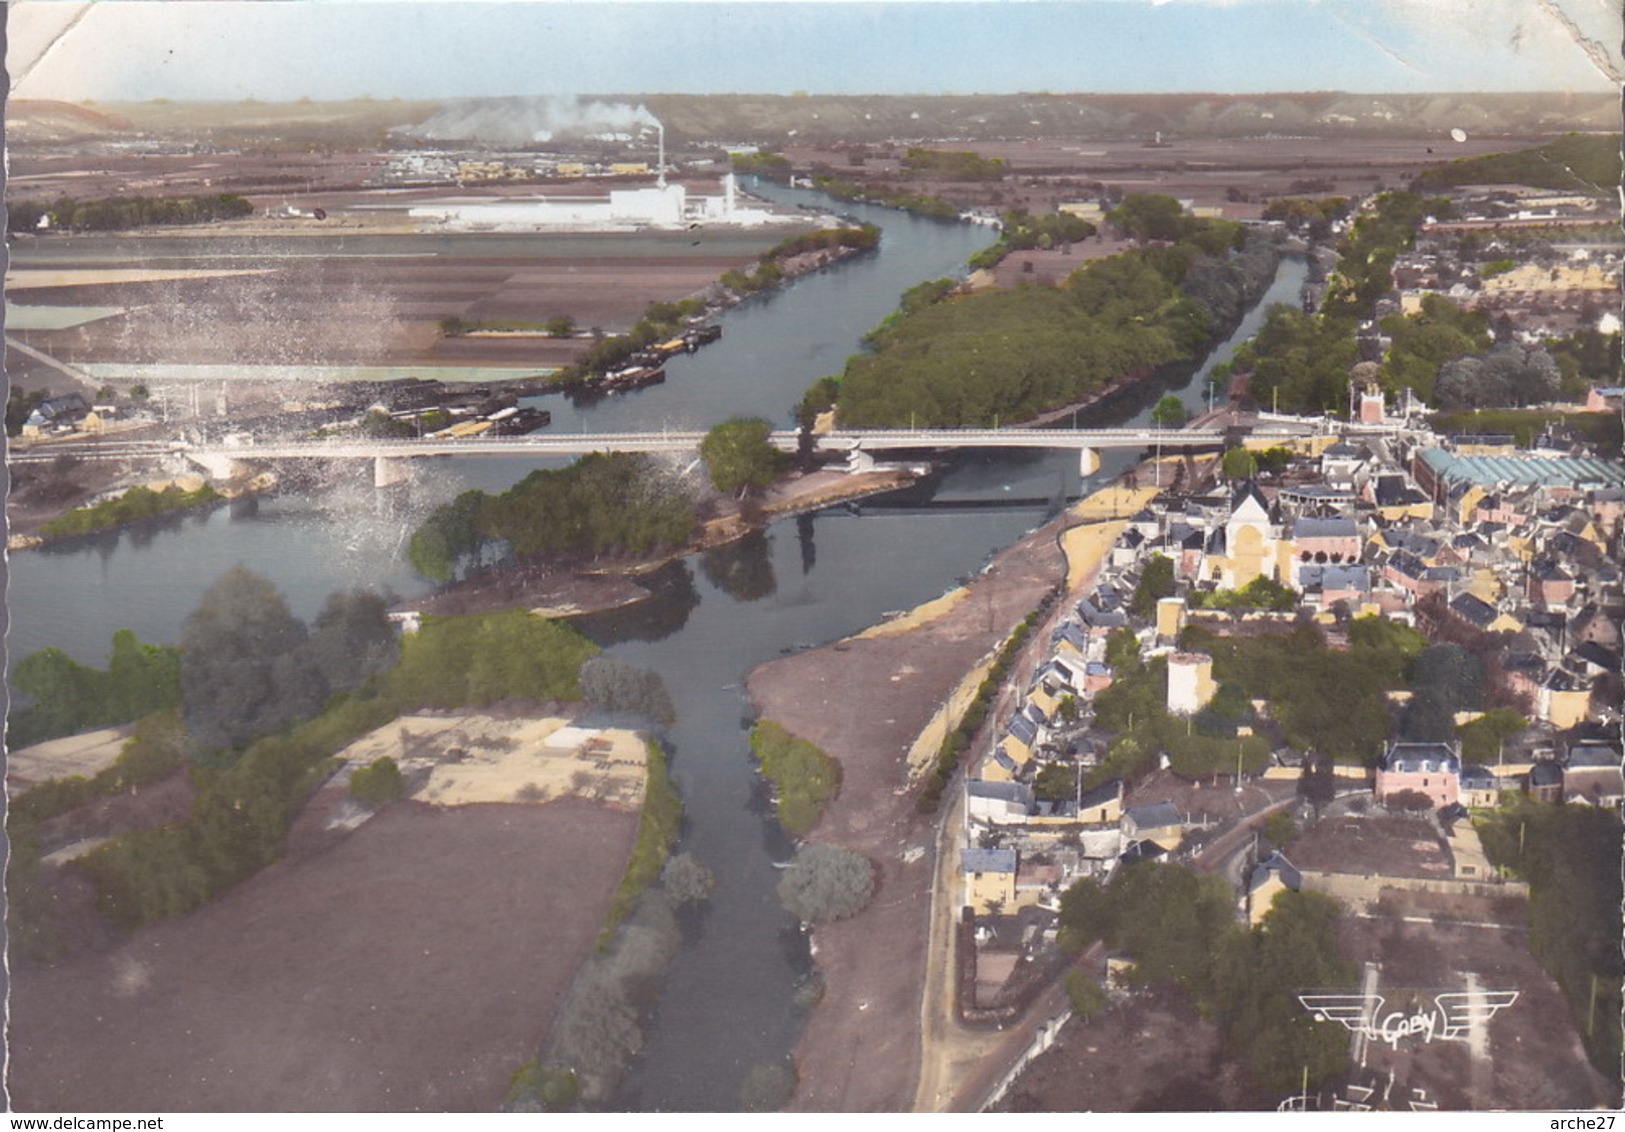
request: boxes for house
[1537,667,1590,729]
[1288,516,1362,578]
[1077,778,1124,826]
[966,779,1036,825]
[21,392,90,437]
[1121,801,1184,852]
[1526,559,1576,608]
[961,848,1018,914]
[1457,764,1505,809]
[1245,850,1302,924]
[1374,741,1460,809]
[1527,757,1565,803]
[1563,743,1624,808]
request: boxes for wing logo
[1298,991,1518,1049]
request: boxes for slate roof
[1450,592,1499,629]
[1008,713,1039,747]
[1381,742,1459,774]
[1299,564,1370,592]
[1123,801,1183,830]
[1077,778,1123,813]
[961,848,1018,874]
[1248,850,1302,894]
[1291,517,1359,540]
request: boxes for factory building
[408,173,781,231]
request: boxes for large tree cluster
[180,569,397,759]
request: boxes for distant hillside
[10,91,1617,150]
[1415,131,1623,193]
[6,99,133,142]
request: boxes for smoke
[397,96,662,146]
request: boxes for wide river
[5,182,1306,1109]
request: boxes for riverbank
[744,466,1152,1110]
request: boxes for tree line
[408,452,698,582]
[806,203,1276,428]
[8,193,255,234]
[39,482,221,541]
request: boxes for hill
[1415,131,1623,193]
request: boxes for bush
[777,843,875,923]
[661,852,716,905]
[349,756,405,805]
[750,721,841,836]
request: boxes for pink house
[1375,741,1461,809]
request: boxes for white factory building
[408,174,784,231]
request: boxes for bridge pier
[843,448,877,474]
[374,455,413,488]
[1078,447,1100,476]
[184,452,251,480]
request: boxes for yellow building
[961,847,1018,914]
[1245,851,1301,925]
[1122,801,1184,852]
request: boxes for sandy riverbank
[745,470,1154,1111]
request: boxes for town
[3,8,1622,1114]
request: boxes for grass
[598,738,681,947]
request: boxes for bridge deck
[9,425,1312,464]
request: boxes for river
[4,184,1306,1110]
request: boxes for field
[5,219,790,380]
[6,711,647,1112]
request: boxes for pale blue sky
[9,1,1623,102]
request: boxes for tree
[579,657,677,726]
[180,566,320,759]
[1130,554,1177,618]
[307,589,398,695]
[1105,626,1142,673]
[129,384,151,403]
[700,416,788,495]
[545,314,576,338]
[1109,193,1189,242]
[349,756,405,805]
[1151,394,1187,429]
[1220,447,1257,479]
[1065,969,1109,1019]
[1262,811,1297,848]
[777,843,874,922]
[1298,752,1336,819]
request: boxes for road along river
[5,181,1306,1108]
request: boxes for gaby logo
[1298,991,1519,1050]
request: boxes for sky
[7,0,1623,103]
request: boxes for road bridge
[9,422,1325,484]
